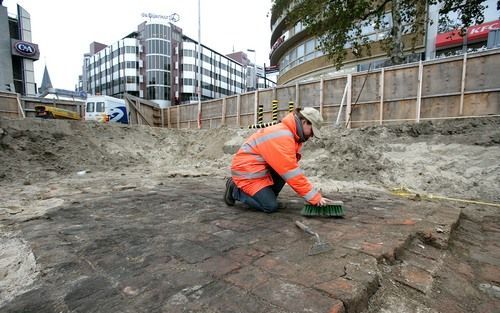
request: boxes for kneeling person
[224,107,331,213]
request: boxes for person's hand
[316,197,334,206]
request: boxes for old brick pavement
[1,176,499,313]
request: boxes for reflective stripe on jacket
[231,112,321,205]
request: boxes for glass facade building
[81,20,245,107]
[85,37,141,100]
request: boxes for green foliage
[271,0,498,68]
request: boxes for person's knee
[261,201,279,213]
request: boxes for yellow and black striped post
[272,100,278,122]
[257,104,264,124]
[288,101,294,112]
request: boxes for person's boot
[224,178,236,206]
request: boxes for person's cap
[301,107,323,138]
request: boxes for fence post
[379,68,384,125]
[416,60,423,123]
[237,94,241,128]
[136,100,141,125]
[459,53,467,116]
[221,97,226,126]
[16,94,25,118]
[319,77,324,115]
[167,107,171,128]
[295,83,300,108]
[345,74,352,128]
[254,90,259,125]
[177,106,180,129]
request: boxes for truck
[85,95,129,124]
[34,105,81,120]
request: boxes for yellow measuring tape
[390,186,500,208]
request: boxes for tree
[271,0,499,68]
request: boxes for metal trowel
[295,221,333,256]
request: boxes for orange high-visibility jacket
[231,112,321,205]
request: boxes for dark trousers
[233,169,286,213]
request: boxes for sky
[4,0,275,90]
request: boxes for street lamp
[247,49,257,91]
[197,0,202,128]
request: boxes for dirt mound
[304,117,500,202]
[1,116,499,202]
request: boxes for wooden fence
[22,97,85,118]
[160,48,500,129]
[0,92,84,119]
[0,91,24,119]
[1,48,498,127]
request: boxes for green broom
[301,201,345,217]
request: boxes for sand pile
[1,116,499,202]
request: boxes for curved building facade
[141,22,173,107]
[270,1,500,85]
[269,7,424,85]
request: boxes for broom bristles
[301,201,344,217]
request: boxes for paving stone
[253,252,344,287]
[64,276,122,312]
[435,267,482,300]
[225,246,265,266]
[0,286,59,313]
[469,245,500,266]
[211,219,256,232]
[224,265,269,291]
[393,264,434,294]
[441,258,474,280]
[202,281,286,313]
[198,255,241,278]
[168,240,218,264]
[479,264,500,284]
[405,237,446,261]
[327,301,346,313]
[253,279,343,313]
[315,277,369,313]
[476,300,500,313]
[430,296,467,313]
[398,248,444,275]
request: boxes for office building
[226,51,276,91]
[81,19,246,107]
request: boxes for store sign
[141,12,179,23]
[436,19,500,48]
[11,40,39,60]
[265,65,279,74]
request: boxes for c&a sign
[11,40,40,60]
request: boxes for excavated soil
[2,117,499,202]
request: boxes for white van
[85,95,129,124]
